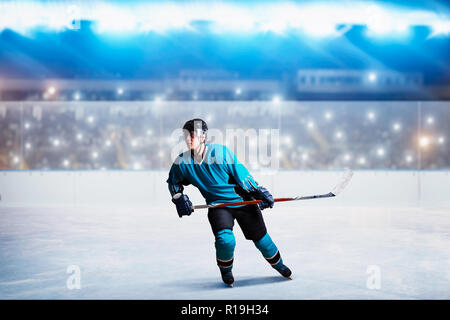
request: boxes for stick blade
[331,168,353,196]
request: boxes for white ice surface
[0,205,449,299]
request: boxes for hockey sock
[253,233,284,271]
[215,229,236,272]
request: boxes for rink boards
[1,170,449,208]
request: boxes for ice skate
[276,264,293,280]
[220,269,234,287]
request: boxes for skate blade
[228,283,234,288]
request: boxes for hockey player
[167,118,292,287]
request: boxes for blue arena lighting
[0,1,448,38]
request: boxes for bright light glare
[272,95,281,105]
[0,2,448,37]
[47,86,56,95]
[419,136,430,148]
[283,136,292,146]
[430,20,450,37]
[133,162,142,170]
[368,72,377,82]
[324,111,333,120]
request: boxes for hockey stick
[193,168,353,210]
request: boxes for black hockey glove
[172,193,194,218]
[251,186,274,210]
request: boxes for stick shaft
[193,192,335,210]
[193,169,352,210]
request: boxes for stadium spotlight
[438,136,445,144]
[73,92,81,100]
[272,95,282,105]
[92,151,99,159]
[146,129,153,136]
[343,154,351,162]
[324,111,333,120]
[235,88,242,95]
[117,88,124,95]
[24,122,31,129]
[358,157,366,165]
[426,116,434,124]
[105,140,112,147]
[131,139,138,147]
[133,162,142,170]
[12,156,20,164]
[283,135,292,146]
[307,121,315,129]
[63,159,70,167]
[335,131,343,139]
[393,122,401,131]
[25,143,31,150]
[367,111,376,121]
[47,86,56,95]
[53,139,60,147]
[368,72,377,83]
[76,133,83,141]
[301,153,308,161]
[376,147,385,157]
[405,155,413,163]
[419,136,430,148]
[430,20,450,37]
[87,116,95,124]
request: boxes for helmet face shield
[182,118,208,150]
[183,128,205,139]
[183,128,207,150]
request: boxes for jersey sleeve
[223,145,259,193]
[166,162,190,197]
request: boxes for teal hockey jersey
[166,144,259,206]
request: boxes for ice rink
[1,204,449,299]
